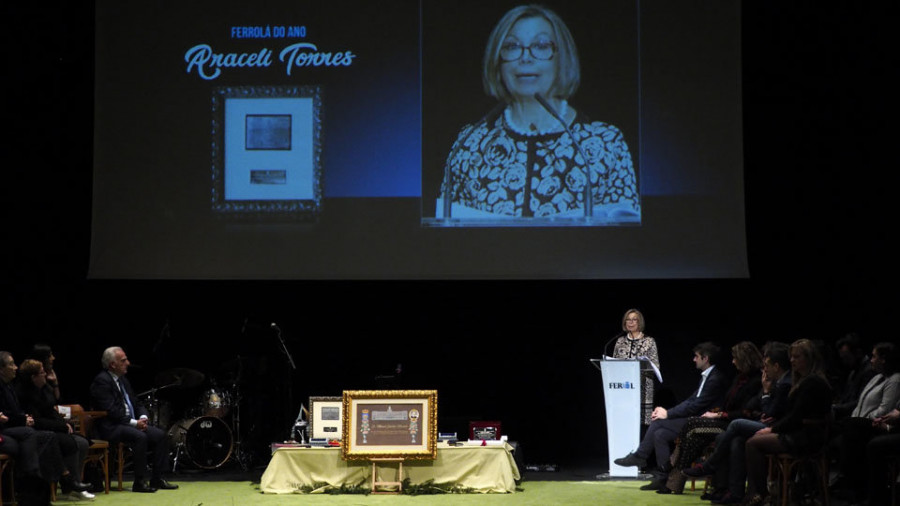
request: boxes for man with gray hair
[90,346,177,493]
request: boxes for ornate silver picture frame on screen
[211,85,323,221]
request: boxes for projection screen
[90,0,746,279]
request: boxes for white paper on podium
[637,356,663,383]
[426,199,641,227]
[600,355,663,383]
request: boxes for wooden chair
[63,405,111,494]
[687,441,716,493]
[115,442,130,491]
[687,468,712,493]
[766,418,830,506]
[69,407,128,491]
[0,453,14,506]
[888,456,899,506]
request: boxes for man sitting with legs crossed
[614,342,729,491]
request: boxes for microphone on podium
[603,331,627,358]
[533,92,595,217]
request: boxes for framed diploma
[309,396,343,440]
[211,84,323,221]
[341,390,438,460]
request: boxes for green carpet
[51,480,713,505]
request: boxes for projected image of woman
[439,4,640,220]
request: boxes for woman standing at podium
[611,309,660,425]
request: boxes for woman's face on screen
[500,16,557,102]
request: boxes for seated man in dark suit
[89,346,177,493]
[614,341,729,491]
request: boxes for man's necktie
[117,379,135,418]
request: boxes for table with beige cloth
[260,442,520,493]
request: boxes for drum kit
[139,367,248,471]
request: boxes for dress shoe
[683,463,714,478]
[132,480,158,493]
[656,486,674,494]
[613,452,647,468]
[60,474,92,493]
[150,478,179,490]
[701,489,726,501]
[68,489,96,501]
[639,478,666,491]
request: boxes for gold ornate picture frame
[342,390,437,460]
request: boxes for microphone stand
[534,93,602,219]
[230,354,249,470]
[152,318,170,357]
[272,324,297,441]
[603,332,626,359]
[272,324,297,371]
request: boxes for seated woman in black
[743,339,832,506]
[16,358,94,500]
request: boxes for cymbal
[155,368,205,388]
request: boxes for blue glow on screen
[323,78,421,198]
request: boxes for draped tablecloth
[260,443,520,494]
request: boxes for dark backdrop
[2,2,891,468]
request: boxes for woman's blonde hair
[19,358,44,378]
[621,308,645,333]
[789,338,827,394]
[482,4,581,103]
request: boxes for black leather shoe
[614,452,647,468]
[639,478,666,491]
[132,480,158,493]
[150,478,179,490]
[701,489,726,501]
[656,486,673,494]
[60,474,92,493]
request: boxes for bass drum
[168,416,233,469]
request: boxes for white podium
[590,357,652,478]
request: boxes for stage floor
[52,473,715,506]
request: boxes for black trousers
[636,418,688,475]
[103,424,169,482]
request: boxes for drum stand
[171,440,188,473]
[229,384,251,471]
[169,419,191,473]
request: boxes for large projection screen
[90,0,746,279]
